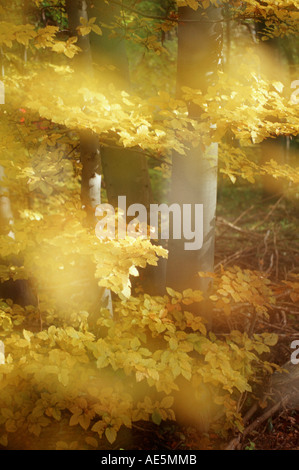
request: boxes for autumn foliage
[0,0,298,450]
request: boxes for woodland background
[0,0,298,450]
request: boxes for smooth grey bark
[65,0,112,318]
[166,6,223,301]
[0,167,14,236]
[88,1,164,294]
[88,1,153,214]
[65,0,102,225]
[0,43,37,307]
[255,22,288,196]
[66,0,93,73]
[0,49,13,236]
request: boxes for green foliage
[0,273,283,448]
[245,440,256,450]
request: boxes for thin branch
[109,0,174,22]
[100,142,172,166]
[252,195,284,229]
[108,1,287,26]
[109,0,228,24]
[225,394,293,450]
[217,216,262,238]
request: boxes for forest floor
[119,181,299,451]
[195,182,299,450]
[215,182,299,450]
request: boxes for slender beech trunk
[0,167,14,236]
[255,22,288,196]
[88,1,153,213]
[88,1,164,294]
[65,0,102,216]
[0,48,14,236]
[166,6,223,305]
[65,0,102,225]
[65,0,112,318]
[0,37,36,306]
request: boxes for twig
[248,311,257,337]
[100,142,172,166]
[252,195,284,230]
[232,204,255,226]
[273,229,279,280]
[270,305,298,315]
[66,143,80,158]
[109,0,227,24]
[260,229,270,271]
[225,395,292,450]
[243,403,259,424]
[108,1,282,26]
[217,217,262,239]
[237,392,248,414]
[215,245,253,269]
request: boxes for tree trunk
[88,1,163,294]
[0,48,13,237]
[0,167,14,237]
[0,44,36,306]
[65,0,112,319]
[88,1,153,214]
[65,0,101,225]
[166,5,223,303]
[65,0,93,73]
[255,22,288,196]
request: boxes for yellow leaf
[169,337,178,350]
[5,420,17,433]
[78,414,90,430]
[272,81,284,93]
[56,441,69,450]
[0,434,8,447]
[85,436,98,448]
[69,413,80,427]
[160,396,174,408]
[263,333,278,347]
[23,329,33,342]
[91,24,102,36]
[105,427,117,444]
